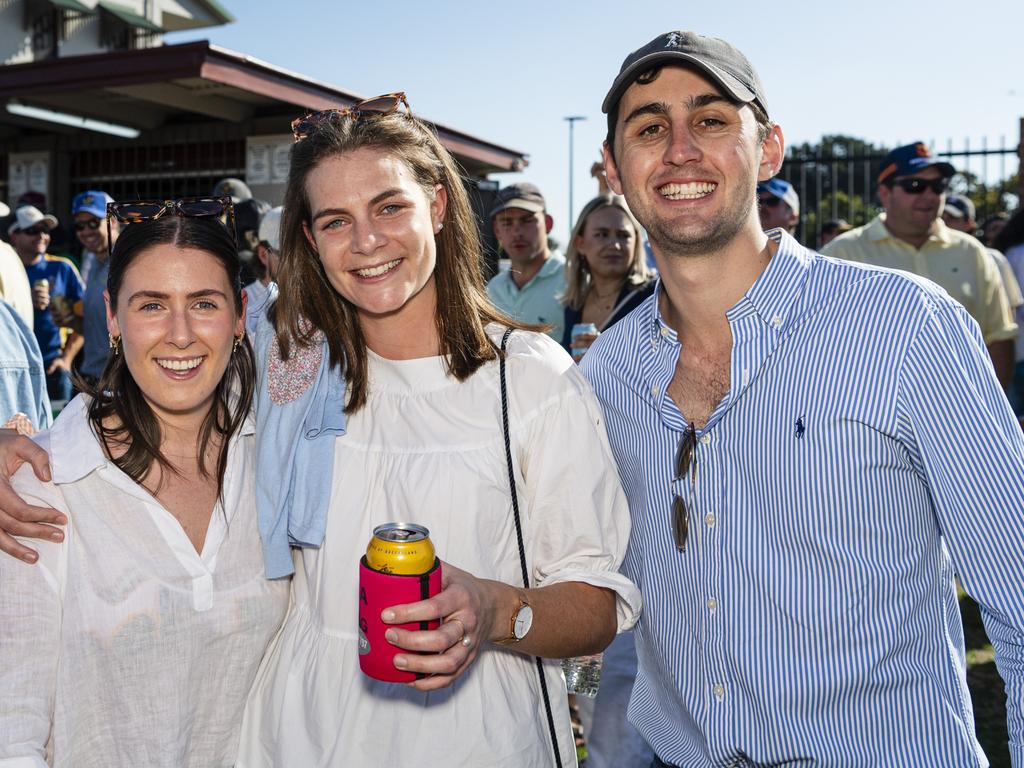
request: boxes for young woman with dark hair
[0,213,289,766]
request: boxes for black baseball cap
[489,183,546,219]
[603,31,769,122]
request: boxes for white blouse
[0,396,290,768]
[238,329,641,768]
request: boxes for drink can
[562,653,604,697]
[359,522,443,683]
[365,523,436,575]
[570,323,599,362]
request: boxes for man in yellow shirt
[823,142,1016,387]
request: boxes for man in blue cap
[70,190,118,386]
[823,142,1017,387]
[757,177,799,236]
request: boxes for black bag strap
[499,328,563,768]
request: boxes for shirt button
[650,338,658,349]
[706,597,718,612]
[713,684,725,701]
[660,327,670,337]
[704,512,716,527]
[651,385,660,397]
[772,315,783,328]
[699,433,711,445]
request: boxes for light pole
[564,115,586,231]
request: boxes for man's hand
[31,281,50,311]
[45,357,70,376]
[0,431,62,564]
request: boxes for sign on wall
[8,151,51,208]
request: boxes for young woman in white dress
[0,212,290,767]
[234,98,640,767]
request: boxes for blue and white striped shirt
[581,231,1024,767]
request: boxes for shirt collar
[535,251,565,278]
[50,394,256,485]
[739,229,813,332]
[868,213,950,246]
[643,230,813,342]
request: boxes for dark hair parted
[273,110,528,413]
[83,216,254,499]
[604,65,774,161]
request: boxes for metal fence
[778,132,1022,249]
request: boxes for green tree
[778,135,1020,247]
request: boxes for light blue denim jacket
[0,299,52,431]
[253,309,346,578]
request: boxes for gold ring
[447,617,467,645]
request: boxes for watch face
[513,605,533,640]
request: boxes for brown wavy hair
[83,216,254,498]
[273,110,526,413]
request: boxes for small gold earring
[108,334,121,355]
[233,332,244,353]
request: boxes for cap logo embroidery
[665,32,684,49]
[915,143,930,158]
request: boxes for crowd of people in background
[0,27,1023,768]
[3,155,1024,437]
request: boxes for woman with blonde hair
[561,193,655,356]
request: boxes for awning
[98,1,164,32]
[47,0,93,12]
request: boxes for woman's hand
[381,561,503,692]
[0,431,63,564]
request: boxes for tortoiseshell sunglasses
[671,423,697,552]
[106,196,236,256]
[290,92,411,142]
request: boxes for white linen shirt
[238,329,641,768]
[0,396,290,768]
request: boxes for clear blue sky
[167,0,1024,244]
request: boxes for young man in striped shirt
[583,30,1024,767]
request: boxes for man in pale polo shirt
[943,193,1024,321]
[823,142,1017,387]
[486,183,566,341]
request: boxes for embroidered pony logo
[795,416,805,439]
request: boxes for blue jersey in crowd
[23,255,84,364]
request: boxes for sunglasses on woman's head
[105,196,236,255]
[291,92,411,142]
